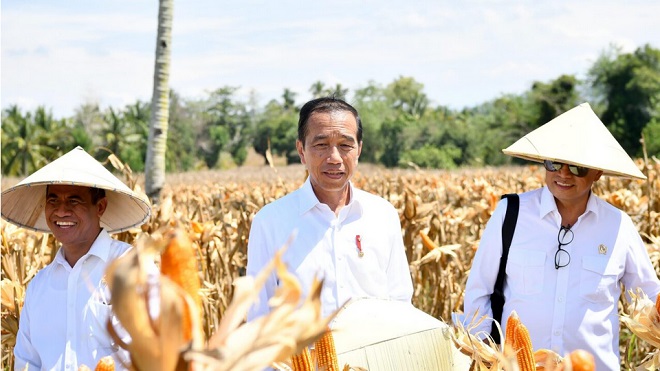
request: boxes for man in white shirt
[464,103,660,371]
[246,96,414,321]
[2,147,151,370]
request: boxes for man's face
[45,185,106,249]
[296,110,362,201]
[545,164,603,207]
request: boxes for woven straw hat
[1,146,151,233]
[502,102,646,179]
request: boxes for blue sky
[2,0,659,118]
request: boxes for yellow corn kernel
[160,228,202,342]
[315,328,339,371]
[94,356,115,371]
[291,347,314,371]
[513,322,535,371]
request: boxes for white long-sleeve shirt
[246,178,414,321]
[14,229,131,371]
[464,186,660,371]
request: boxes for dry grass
[1,158,658,370]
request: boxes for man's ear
[97,197,108,217]
[593,170,604,182]
[296,139,306,165]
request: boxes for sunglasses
[543,160,590,178]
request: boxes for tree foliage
[3,44,659,176]
[588,44,660,156]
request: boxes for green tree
[379,118,406,167]
[199,86,251,168]
[530,74,581,126]
[400,143,461,169]
[385,76,429,120]
[327,83,349,100]
[352,81,392,163]
[252,98,298,165]
[309,81,326,99]
[119,101,150,172]
[1,106,63,176]
[588,44,660,156]
[282,88,297,111]
[166,90,200,171]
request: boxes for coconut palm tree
[1,106,61,176]
[145,0,173,203]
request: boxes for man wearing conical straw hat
[2,146,151,370]
[464,103,660,370]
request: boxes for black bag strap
[489,193,519,344]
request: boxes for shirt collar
[53,229,112,267]
[298,177,358,215]
[540,186,600,221]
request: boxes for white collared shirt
[246,178,414,321]
[14,229,131,371]
[464,186,660,371]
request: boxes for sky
[2,0,660,119]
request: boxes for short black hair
[89,187,106,204]
[297,96,362,146]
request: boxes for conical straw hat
[502,102,646,179]
[1,146,151,233]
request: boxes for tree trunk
[145,0,173,204]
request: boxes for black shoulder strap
[489,193,519,344]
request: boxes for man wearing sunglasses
[463,103,660,371]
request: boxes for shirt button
[558,297,564,302]
[554,330,560,336]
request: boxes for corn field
[2,158,659,370]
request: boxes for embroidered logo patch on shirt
[598,244,607,255]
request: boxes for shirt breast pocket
[506,249,546,296]
[84,300,116,352]
[580,257,619,304]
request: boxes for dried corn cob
[160,228,202,342]
[315,328,339,371]
[568,349,595,371]
[291,347,314,371]
[419,231,438,251]
[513,321,535,371]
[94,356,115,371]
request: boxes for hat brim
[502,103,647,180]
[1,147,151,233]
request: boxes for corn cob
[291,347,314,371]
[94,356,115,371]
[403,190,416,220]
[513,321,535,371]
[419,231,438,251]
[504,311,520,351]
[568,349,595,371]
[315,328,339,371]
[160,228,202,342]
